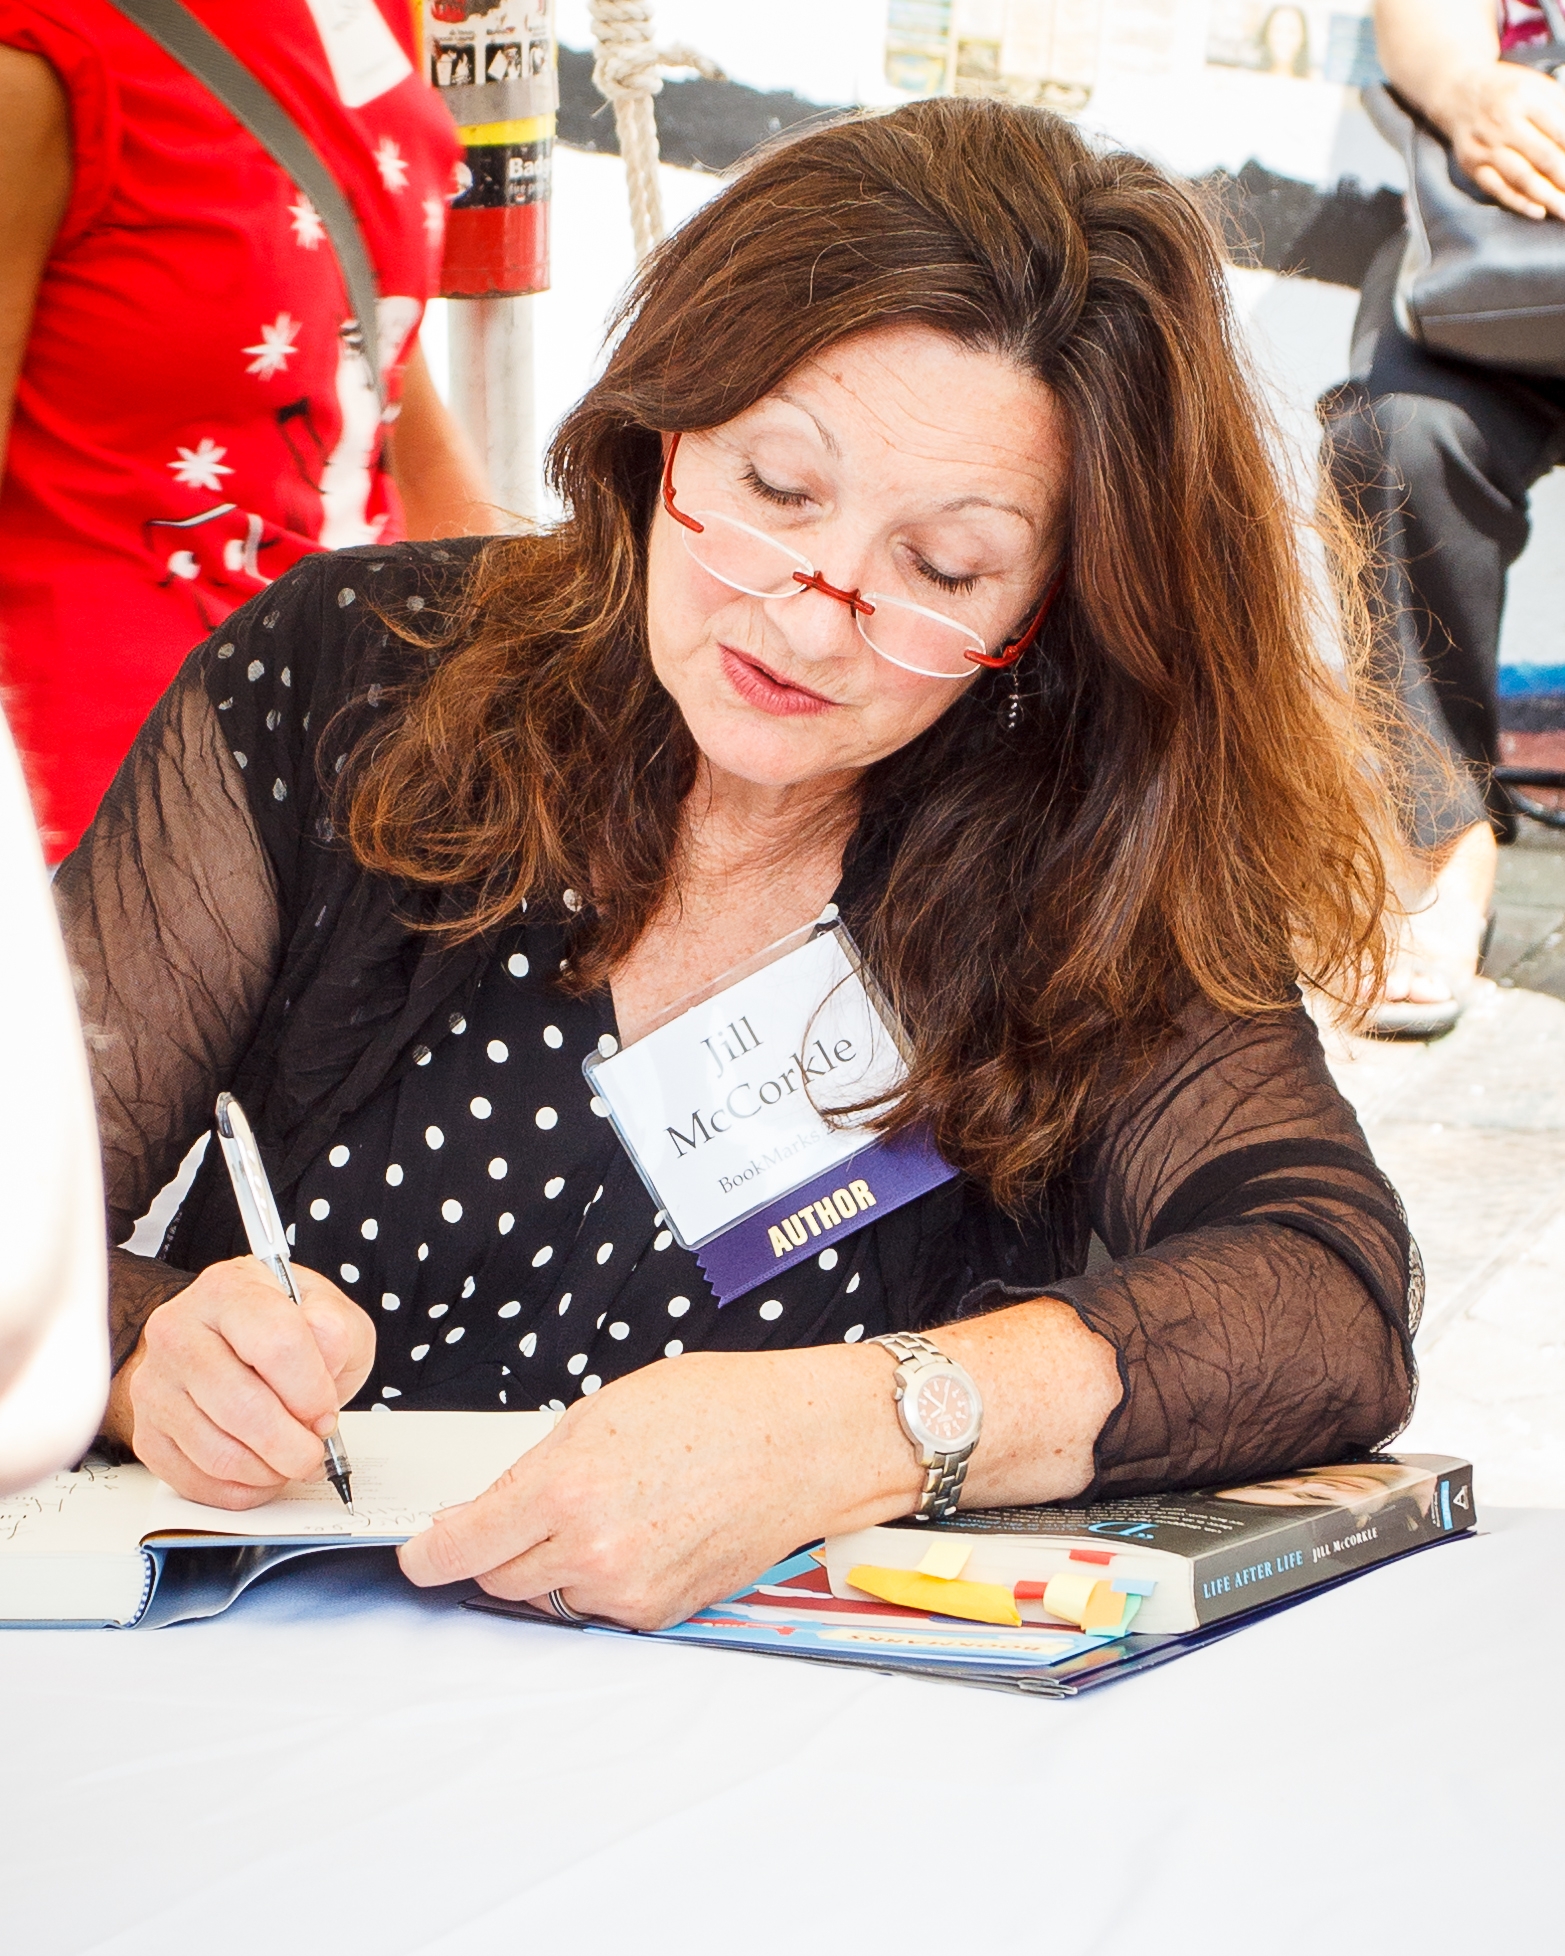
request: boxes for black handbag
[1365,1,1565,377]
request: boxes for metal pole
[449,293,537,529]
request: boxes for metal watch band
[872,1331,946,1368]
[870,1332,979,1523]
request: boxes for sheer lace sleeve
[1042,992,1417,1495]
[53,661,282,1366]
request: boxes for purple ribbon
[695,1124,959,1306]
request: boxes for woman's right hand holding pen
[100,1257,374,1508]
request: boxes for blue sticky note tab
[1113,1576,1156,1596]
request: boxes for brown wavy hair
[347,97,1399,1211]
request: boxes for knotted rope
[587,2,727,263]
[588,0,666,262]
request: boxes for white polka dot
[410,1343,430,1361]
[519,1331,538,1357]
[461,1276,476,1299]
[654,1230,673,1252]
[589,1095,609,1117]
[328,1145,350,1167]
[531,1245,553,1267]
[563,888,581,912]
[598,1033,619,1057]
[596,1313,607,1330]
[406,593,425,612]
[535,1106,558,1130]
[664,1340,684,1358]
[498,1301,521,1319]
[428,1303,449,1319]
[609,1320,630,1340]
[557,1292,573,1314]
[266,708,281,732]
[232,750,248,769]
[425,1125,444,1150]
[846,1273,861,1294]
[381,1293,401,1312]
[444,1326,465,1344]
[417,1241,429,1261]
[309,1197,330,1221]
[498,1212,515,1235]
[544,1176,565,1199]
[385,1163,404,1187]
[360,1217,378,1240]
[498,1390,507,1404]
[487,1039,509,1062]
[488,1157,508,1179]
[817,1247,839,1271]
[281,667,291,687]
[272,778,288,803]
[441,1198,463,1223]
[247,659,265,681]
[507,953,530,978]
[470,1096,492,1120]
[667,1296,691,1318]
[595,1242,614,1265]
[449,1013,467,1035]
[581,1374,601,1394]
[759,1299,784,1321]
[844,1323,864,1343]
[566,1353,588,1376]
[217,642,235,659]
[285,1223,296,1246]
[542,1024,564,1049]
[340,1263,360,1283]
[381,1385,401,1399]
[415,1048,432,1067]
[337,586,356,607]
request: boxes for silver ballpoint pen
[214,1092,355,1510]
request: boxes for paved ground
[1323,820,1565,1506]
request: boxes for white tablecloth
[3,1509,1559,1954]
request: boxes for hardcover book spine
[1190,1464,1476,1626]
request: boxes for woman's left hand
[397,1344,920,1628]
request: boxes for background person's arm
[385,341,495,539]
[1376,0,1565,218]
[0,45,70,471]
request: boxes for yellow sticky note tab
[1041,1568,1101,1628]
[916,1537,973,1581]
[847,1566,1022,1627]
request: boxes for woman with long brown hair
[64,97,1417,1628]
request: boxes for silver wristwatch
[870,1331,983,1523]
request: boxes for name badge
[584,919,958,1304]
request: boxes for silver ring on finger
[548,1587,587,1624]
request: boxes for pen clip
[215,1092,299,1302]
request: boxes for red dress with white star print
[0,0,459,857]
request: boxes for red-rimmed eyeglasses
[660,433,1063,682]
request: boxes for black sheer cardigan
[57,541,1420,1496]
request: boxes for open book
[0,1410,555,1629]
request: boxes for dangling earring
[1006,659,1023,734]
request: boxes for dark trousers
[1319,235,1565,850]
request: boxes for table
[3,1508,1559,1954]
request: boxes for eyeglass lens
[681,512,984,679]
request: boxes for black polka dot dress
[289,916,890,1413]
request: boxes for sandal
[1365,903,1494,1042]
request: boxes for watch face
[912,1372,976,1446]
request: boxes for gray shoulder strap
[106,0,384,403]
